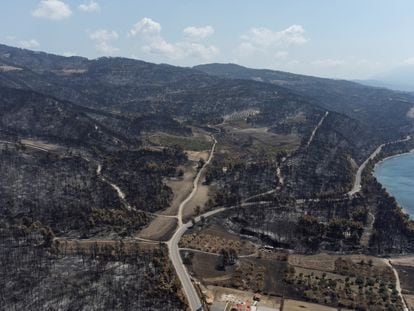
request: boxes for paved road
[168,200,271,310]
[168,222,201,310]
[169,133,412,310]
[177,135,217,226]
[347,143,384,196]
[168,135,218,310]
[167,206,233,310]
[348,135,411,196]
[7,131,413,310]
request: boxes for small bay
[374,152,414,218]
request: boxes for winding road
[96,164,133,210]
[166,129,272,310]
[176,135,217,226]
[383,259,409,311]
[168,132,413,310]
[4,129,413,311]
[167,134,217,310]
[348,135,411,196]
[347,143,384,196]
[169,200,272,310]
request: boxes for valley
[1,43,414,311]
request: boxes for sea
[374,152,414,218]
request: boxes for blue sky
[1,0,414,79]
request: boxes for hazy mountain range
[355,66,414,92]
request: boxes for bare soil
[148,130,213,152]
[288,253,337,272]
[405,294,414,310]
[283,299,339,311]
[164,162,196,216]
[285,258,399,310]
[217,123,300,156]
[182,180,211,222]
[390,255,414,267]
[288,253,387,273]
[187,150,209,162]
[182,152,214,222]
[136,216,177,241]
[163,149,210,217]
[394,265,414,294]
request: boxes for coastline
[373,150,414,217]
[374,148,414,168]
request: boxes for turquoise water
[374,152,414,218]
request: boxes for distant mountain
[0,44,315,120]
[1,44,413,147]
[352,79,400,91]
[194,63,414,138]
[368,67,414,92]
[2,44,412,126]
[1,44,413,161]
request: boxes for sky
[1,0,414,79]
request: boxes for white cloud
[129,17,161,37]
[241,25,307,50]
[142,37,175,55]
[142,39,219,60]
[18,39,40,49]
[129,17,219,60]
[89,29,119,55]
[237,25,307,59]
[95,42,119,55]
[184,42,219,59]
[32,0,72,20]
[311,59,345,67]
[78,1,100,12]
[403,57,414,65]
[4,36,40,49]
[183,26,214,40]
